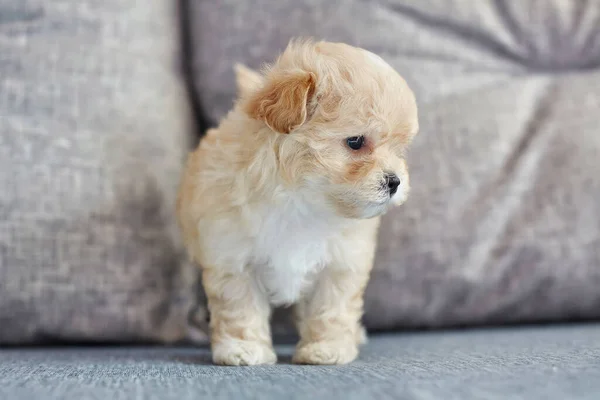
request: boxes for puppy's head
[240,40,419,219]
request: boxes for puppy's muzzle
[383,172,401,196]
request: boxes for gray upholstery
[190,0,600,331]
[1,325,599,399]
[0,1,203,344]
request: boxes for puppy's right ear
[244,69,316,134]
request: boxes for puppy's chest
[250,202,335,305]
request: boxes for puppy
[177,40,418,365]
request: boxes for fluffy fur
[177,40,418,365]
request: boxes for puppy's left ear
[245,69,316,134]
[234,64,263,97]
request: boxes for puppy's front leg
[293,264,372,365]
[203,267,276,366]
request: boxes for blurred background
[1,0,600,384]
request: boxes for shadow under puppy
[177,39,419,365]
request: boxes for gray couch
[2,325,599,400]
[1,0,600,398]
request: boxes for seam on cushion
[384,2,530,68]
[177,0,211,144]
[382,1,600,73]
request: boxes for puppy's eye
[346,136,364,150]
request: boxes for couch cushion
[1,325,599,399]
[189,0,600,330]
[0,1,204,343]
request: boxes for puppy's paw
[213,341,277,366]
[293,340,358,365]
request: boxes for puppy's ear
[234,64,263,97]
[245,69,316,134]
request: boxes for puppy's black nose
[384,172,401,196]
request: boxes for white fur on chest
[249,193,336,306]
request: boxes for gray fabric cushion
[190,0,600,330]
[1,325,599,399]
[0,1,204,343]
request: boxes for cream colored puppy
[177,40,418,365]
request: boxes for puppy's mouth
[371,198,390,206]
[363,187,407,217]
[373,189,397,205]
[358,200,389,219]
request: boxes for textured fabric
[1,325,599,399]
[190,0,600,330]
[0,1,205,343]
